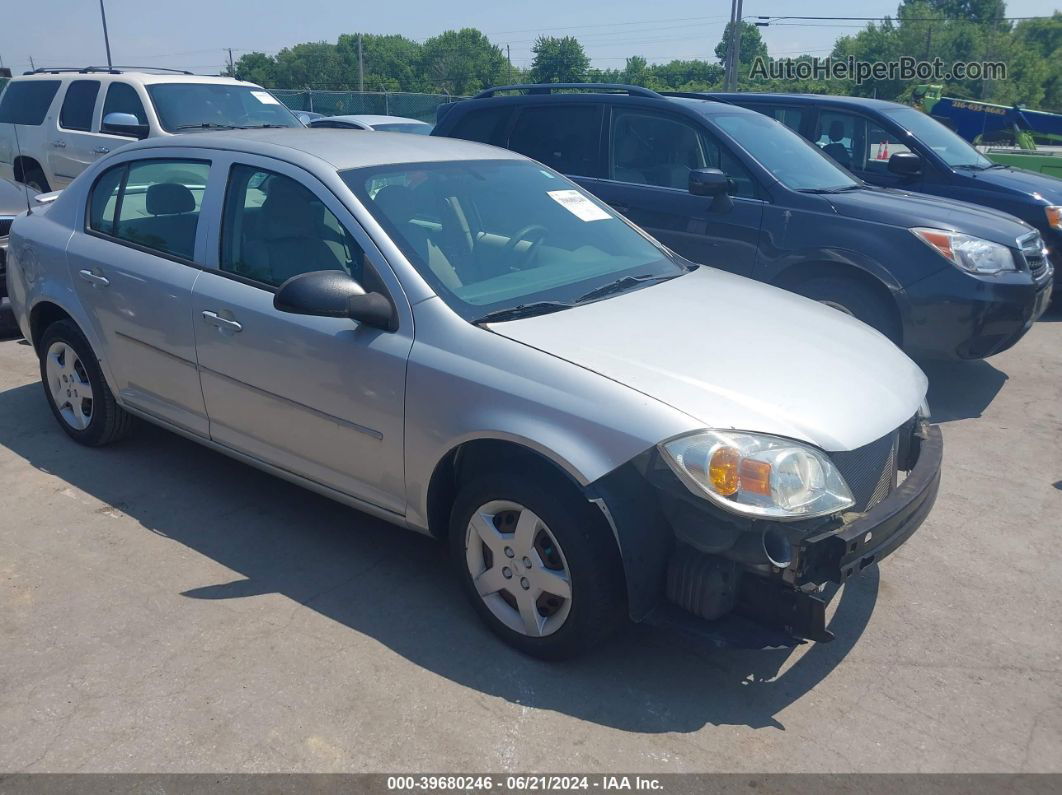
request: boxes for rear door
[49,79,103,187]
[586,106,765,276]
[190,156,412,513]
[68,154,213,434]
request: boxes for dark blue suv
[709,91,1062,294]
[433,84,1054,360]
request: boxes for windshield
[343,160,685,322]
[882,106,993,169]
[373,122,432,135]
[146,84,301,131]
[711,112,860,191]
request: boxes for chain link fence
[270,90,465,123]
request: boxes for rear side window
[508,105,602,177]
[764,106,806,134]
[102,83,148,125]
[446,106,512,146]
[59,80,101,132]
[88,159,210,260]
[0,80,61,125]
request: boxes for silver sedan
[5,130,941,659]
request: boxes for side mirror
[102,112,148,140]
[888,152,922,177]
[689,168,733,212]
[274,270,396,331]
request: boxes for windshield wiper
[173,122,238,130]
[473,301,572,325]
[235,124,292,129]
[573,273,679,304]
[797,185,862,194]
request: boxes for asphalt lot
[0,297,1059,773]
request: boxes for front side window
[508,105,602,177]
[712,112,860,192]
[882,106,992,169]
[0,80,61,126]
[88,158,209,260]
[102,82,148,125]
[220,165,362,287]
[147,84,300,132]
[59,80,101,132]
[863,121,909,174]
[765,105,806,134]
[344,159,686,322]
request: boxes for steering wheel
[502,224,549,270]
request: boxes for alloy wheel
[464,500,573,637]
[45,341,94,431]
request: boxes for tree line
[229,1,1061,110]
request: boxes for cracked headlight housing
[911,227,1016,275]
[660,430,855,521]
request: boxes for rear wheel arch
[29,301,75,356]
[13,156,49,192]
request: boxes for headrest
[372,184,418,224]
[146,183,195,216]
[828,120,845,142]
[261,179,320,240]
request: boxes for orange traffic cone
[878,140,890,160]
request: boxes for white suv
[0,68,301,192]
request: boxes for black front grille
[1019,232,1048,280]
[0,217,13,238]
[829,429,899,512]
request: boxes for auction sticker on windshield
[251,91,281,105]
[548,189,611,222]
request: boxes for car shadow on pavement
[920,357,1008,423]
[0,379,881,734]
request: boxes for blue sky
[0,0,1056,76]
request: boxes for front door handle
[202,310,243,333]
[78,269,110,287]
[92,146,110,155]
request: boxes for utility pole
[99,0,113,70]
[358,34,365,93]
[227,48,235,77]
[725,0,744,91]
[507,44,512,83]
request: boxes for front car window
[147,84,301,131]
[882,106,992,169]
[343,160,685,321]
[102,82,148,125]
[220,165,363,287]
[712,112,860,192]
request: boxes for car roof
[10,72,261,88]
[116,128,523,170]
[707,92,909,112]
[327,115,432,126]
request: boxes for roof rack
[657,91,733,104]
[24,66,196,76]
[473,83,663,99]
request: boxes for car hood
[954,165,1062,203]
[824,186,1034,245]
[488,267,928,453]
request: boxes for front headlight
[911,227,1016,274]
[660,430,855,521]
[1046,206,1062,231]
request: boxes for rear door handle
[92,146,110,155]
[201,310,243,332]
[51,140,67,149]
[78,269,110,287]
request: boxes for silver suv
[5,130,942,659]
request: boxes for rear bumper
[901,267,1052,359]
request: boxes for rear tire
[793,276,901,345]
[38,320,135,446]
[449,470,625,660]
[20,167,49,195]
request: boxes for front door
[67,155,212,435]
[191,160,412,514]
[812,109,920,190]
[581,107,765,276]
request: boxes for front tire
[449,470,625,660]
[793,276,901,345]
[39,320,135,446]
